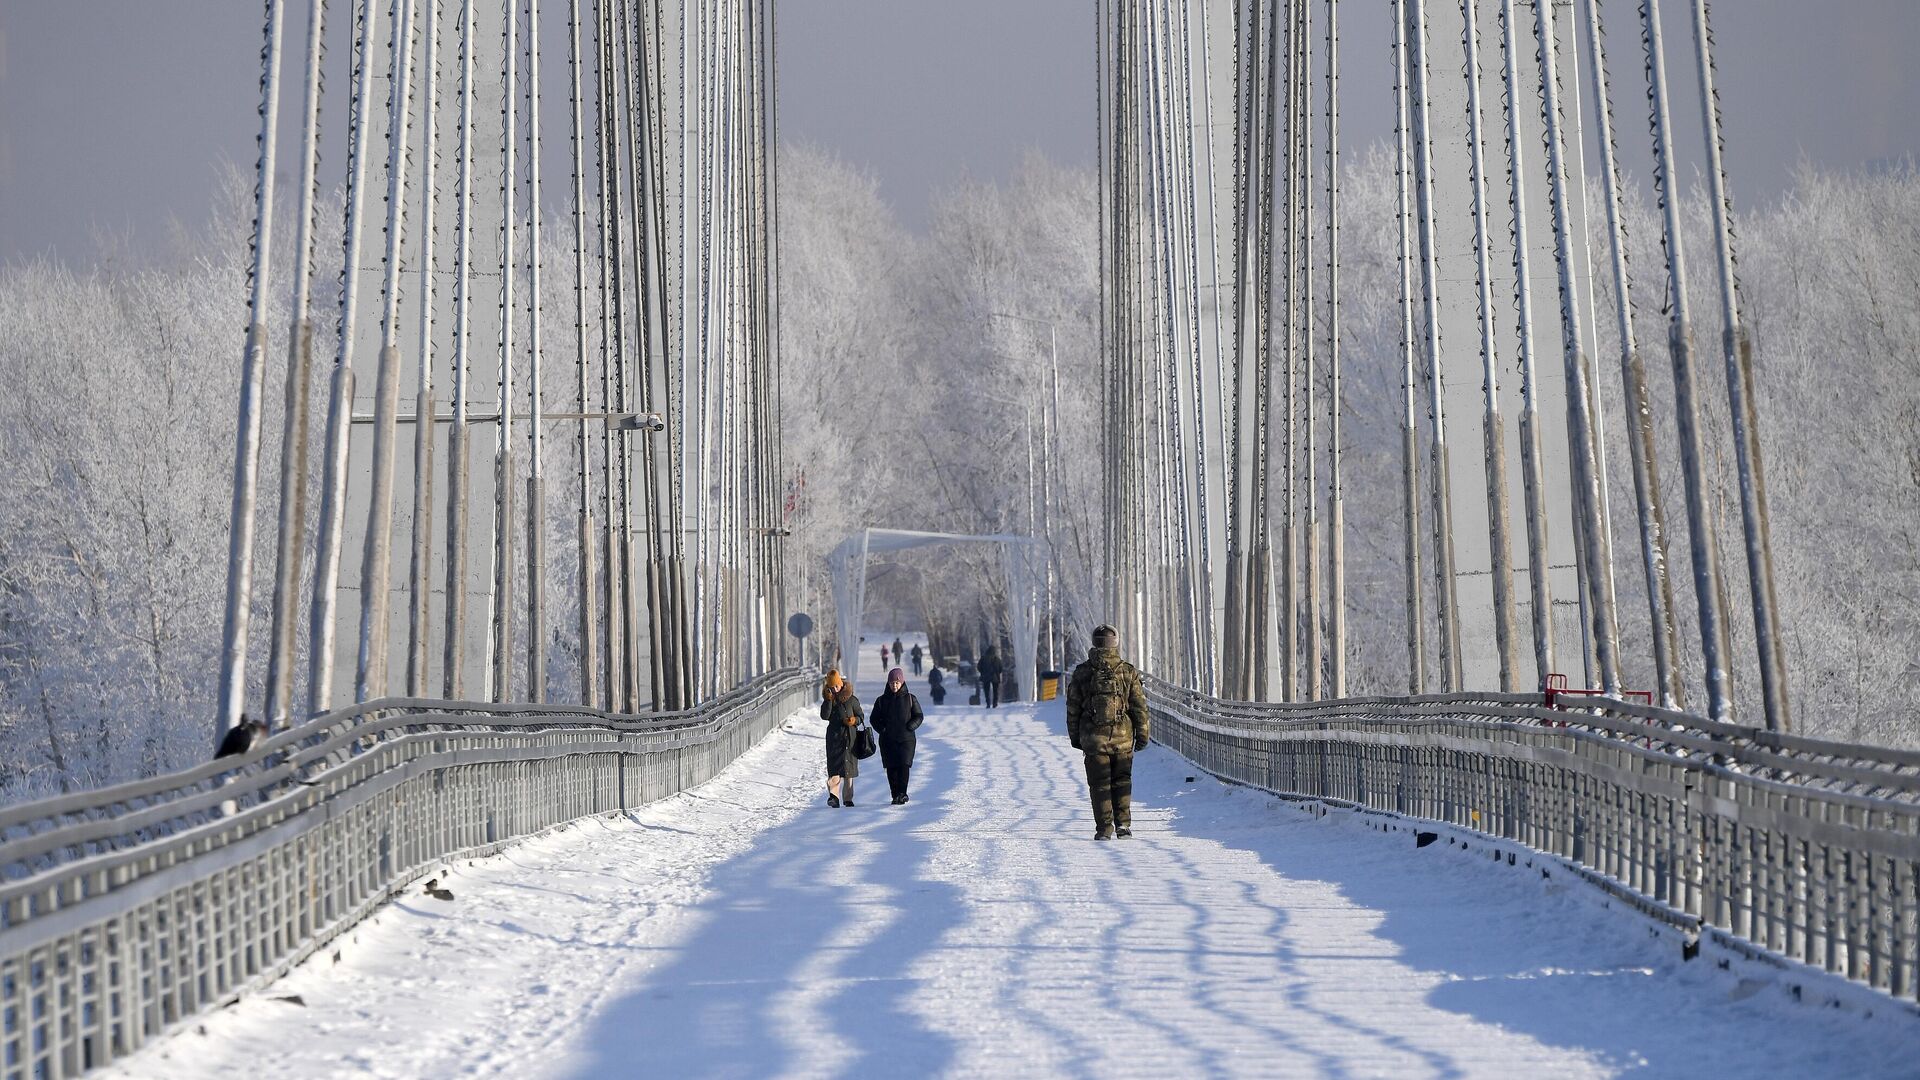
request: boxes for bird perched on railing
[215,716,269,760]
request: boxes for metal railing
[0,668,814,1079]
[1147,677,1920,1007]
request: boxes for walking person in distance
[870,667,924,804]
[927,664,947,706]
[822,669,864,807]
[910,643,924,674]
[977,645,1004,708]
[1066,624,1150,840]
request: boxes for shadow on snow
[562,681,964,1078]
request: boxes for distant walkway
[108,685,1909,1078]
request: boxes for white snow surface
[108,681,1914,1079]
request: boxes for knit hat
[1092,624,1119,649]
[824,669,844,693]
[887,667,906,686]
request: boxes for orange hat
[823,669,844,693]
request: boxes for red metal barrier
[1543,673,1652,710]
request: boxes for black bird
[215,717,269,760]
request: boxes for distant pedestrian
[215,715,268,760]
[870,667,924,804]
[880,645,890,671]
[977,646,1005,708]
[1066,624,1149,841]
[910,644,924,674]
[821,669,865,807]
[213,714,270,818]
[927,665,947,706]
[892,637,905,667]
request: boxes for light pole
[989,312,1062,672]
[977,388,1043,685]
[974,392,1040,539]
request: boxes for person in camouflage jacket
[1065,624,1150,840]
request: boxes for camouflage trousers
[1083,752,1134,832]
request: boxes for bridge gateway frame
[827,529,1039,698]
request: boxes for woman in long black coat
[869,667,924,805]
[822,670,864,807]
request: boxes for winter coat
[822,684,865,777]
[977,649,1004,682]
[869,686,924,770]
[892,639,905,661]
[1066,647,1150,755]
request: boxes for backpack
[1083,662,1131,737]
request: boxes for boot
[1094,824,1115,841]
[827,794,840,808]
[1116,827,1132,838]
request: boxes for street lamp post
[976,388,1044,687]
[974,392,1041,542]
[989,312,1062,673]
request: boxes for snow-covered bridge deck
[109,688,1908,1079]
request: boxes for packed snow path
[110,685,1909,1079]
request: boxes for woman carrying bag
[869,667,925,805]
[822,669,869,807]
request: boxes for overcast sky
[2,1,1916,266]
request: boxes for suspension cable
[1580,0,1683,708]
[405,0,443,699]
[356,0,421,703]
[309,0,386,716]
[265,0,332,727]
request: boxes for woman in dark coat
[821,669,864,807]
[927,664,946,706]
[869,667,924,804]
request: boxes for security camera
[616,412,667,433]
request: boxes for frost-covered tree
[2,148,1914,806]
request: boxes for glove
[1133,734,1148,752]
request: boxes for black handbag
[853,725,877,760]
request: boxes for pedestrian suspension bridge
[2,2,1917,1077]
